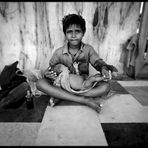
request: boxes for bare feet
[49,97,61,107]
[85,97,102,113]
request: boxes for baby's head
[53,64,68,75]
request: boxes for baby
[51,64,108,93]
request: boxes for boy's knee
[36,78,52,90]
[36,79,44,90]
[97,81,110,94]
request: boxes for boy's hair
[62,14,86,35]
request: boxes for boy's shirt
[49,42,107,76]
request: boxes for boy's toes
[96,104,102,113]
[86,100,102,113]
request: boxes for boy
[36,14,117,113]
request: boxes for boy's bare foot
[85,98,102,113]
[49,97,61,107]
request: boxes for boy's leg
[36,78,102,112]
[36,78,89,103]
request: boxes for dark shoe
[0,82,29,109]
[0,94,14,109]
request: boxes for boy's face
[65,24,84,47]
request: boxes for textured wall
[0,2,140,74]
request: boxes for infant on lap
[52,64,105,94]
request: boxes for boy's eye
[66,30,82,34]
[66,30,72,34]
[75,30,81,33]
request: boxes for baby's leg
[83,74,104,89]
[79,81,110,98]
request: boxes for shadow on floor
[125,86,148,106]
[0,95,50,122]
[110,80,129,94]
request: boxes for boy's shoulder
[83,43,94,50]
[54,43,94,53]
[54,45,65,54]
[55,46,64,51]
[84,43,94,48]
[56,44,67,51]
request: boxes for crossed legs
[36,78,110,113]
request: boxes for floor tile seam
[100,121,148,123]
[117,81,148,87]
[124,86,148,88]
[0,122,41,125]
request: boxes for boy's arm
[88,46,118,78]
[44,50,60,82]
[93,59,118,73]
[44,67,57,84]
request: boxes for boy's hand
[101,67,111,81]
[44,66,57,80]
[101,67,118,81]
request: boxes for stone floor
[0,80,148,146]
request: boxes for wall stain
[93,6,98,27]
[0,41,3,57]
[22,3,26,30]
[103,7,108,28]
[56,2,64,32]
[35,2,39,69]
[18,2,27,69]
[45,2,52,49]
[108,2,114,9]
[119,2,134,26]
[93,2,108,42]
[74,2,83,15]
[0,2,8,22]
[19,29,25,69]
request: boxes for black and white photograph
[0,1,148,146]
